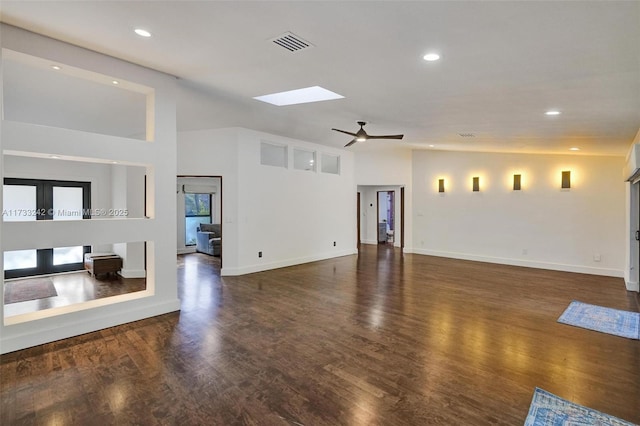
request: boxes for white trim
[118,269,146,279]
[177,247,196,255]
[361,239,399,247]
[625,280,639,292]
[407,248,624,278]
[1,299,180,354]
[221,249,356,276]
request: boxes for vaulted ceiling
[1,1,639,155]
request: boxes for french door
[3,178,91,279]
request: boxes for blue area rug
[557,301,640,340]
[525,388,636,426]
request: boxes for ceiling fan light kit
[332,121,404,147]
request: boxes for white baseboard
[221,249,357,276]
[1,298,180,354]
[177,247,196,255]
[118,269,146,279]
[361,239,378,245]
[625,279,639,292]
[408,248,624,278]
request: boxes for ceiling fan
[332,121,404,147]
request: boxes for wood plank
[1,247,639,424]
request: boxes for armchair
[196,223,221,256]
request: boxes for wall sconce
[513,174,521,191]
[472,177,480,192]
[438,179,445,193]
[561,171,571,189]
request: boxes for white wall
[355,147,413,249]
[1,25,179,353]
[178,127,357,275]
[235,128,356,274]
[178,128,240,269]
[412,150,626,277]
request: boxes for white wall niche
[0,24,179,354]
[4,239,150,323]
[2,48,154,141]
[3,154,148,220]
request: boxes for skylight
[253,86,344,106]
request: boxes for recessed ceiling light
[253,86,344,106]
[134,28,152,38]
[51,65,61,70]
[112,80,119,85]
[111,161,119,164]
[423,53,440,61]
[569,147,580,151]
[50,155,60,159]
[545,110,561,116]
[429,145,435,148]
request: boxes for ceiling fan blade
[332,128,357,137]
[367,134,404,140]
[344,138,358,147]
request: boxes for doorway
[377,191,395,245]
[357,185,405,248]
[177,176,223,264]
[357,192,361,247]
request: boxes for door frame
[376,190,396,244]
[400,187,405,249]
[357,192,361,248]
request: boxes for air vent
[458,133,475,138]
[270,32,314,53]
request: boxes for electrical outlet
[258,251,262,258]
[333,241,336,246]
[522,248,528,255]
[593,253,601,262]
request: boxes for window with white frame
[321,153,340,175]
[293,148,316,172]
[260,142,288,168]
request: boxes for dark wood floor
[2,246,639,425]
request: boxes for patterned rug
[525,388,636,426]
[3,279,58,304]
[557,301,640,340]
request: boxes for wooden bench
[84,253,122,278]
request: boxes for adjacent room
[1,2,639,425]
